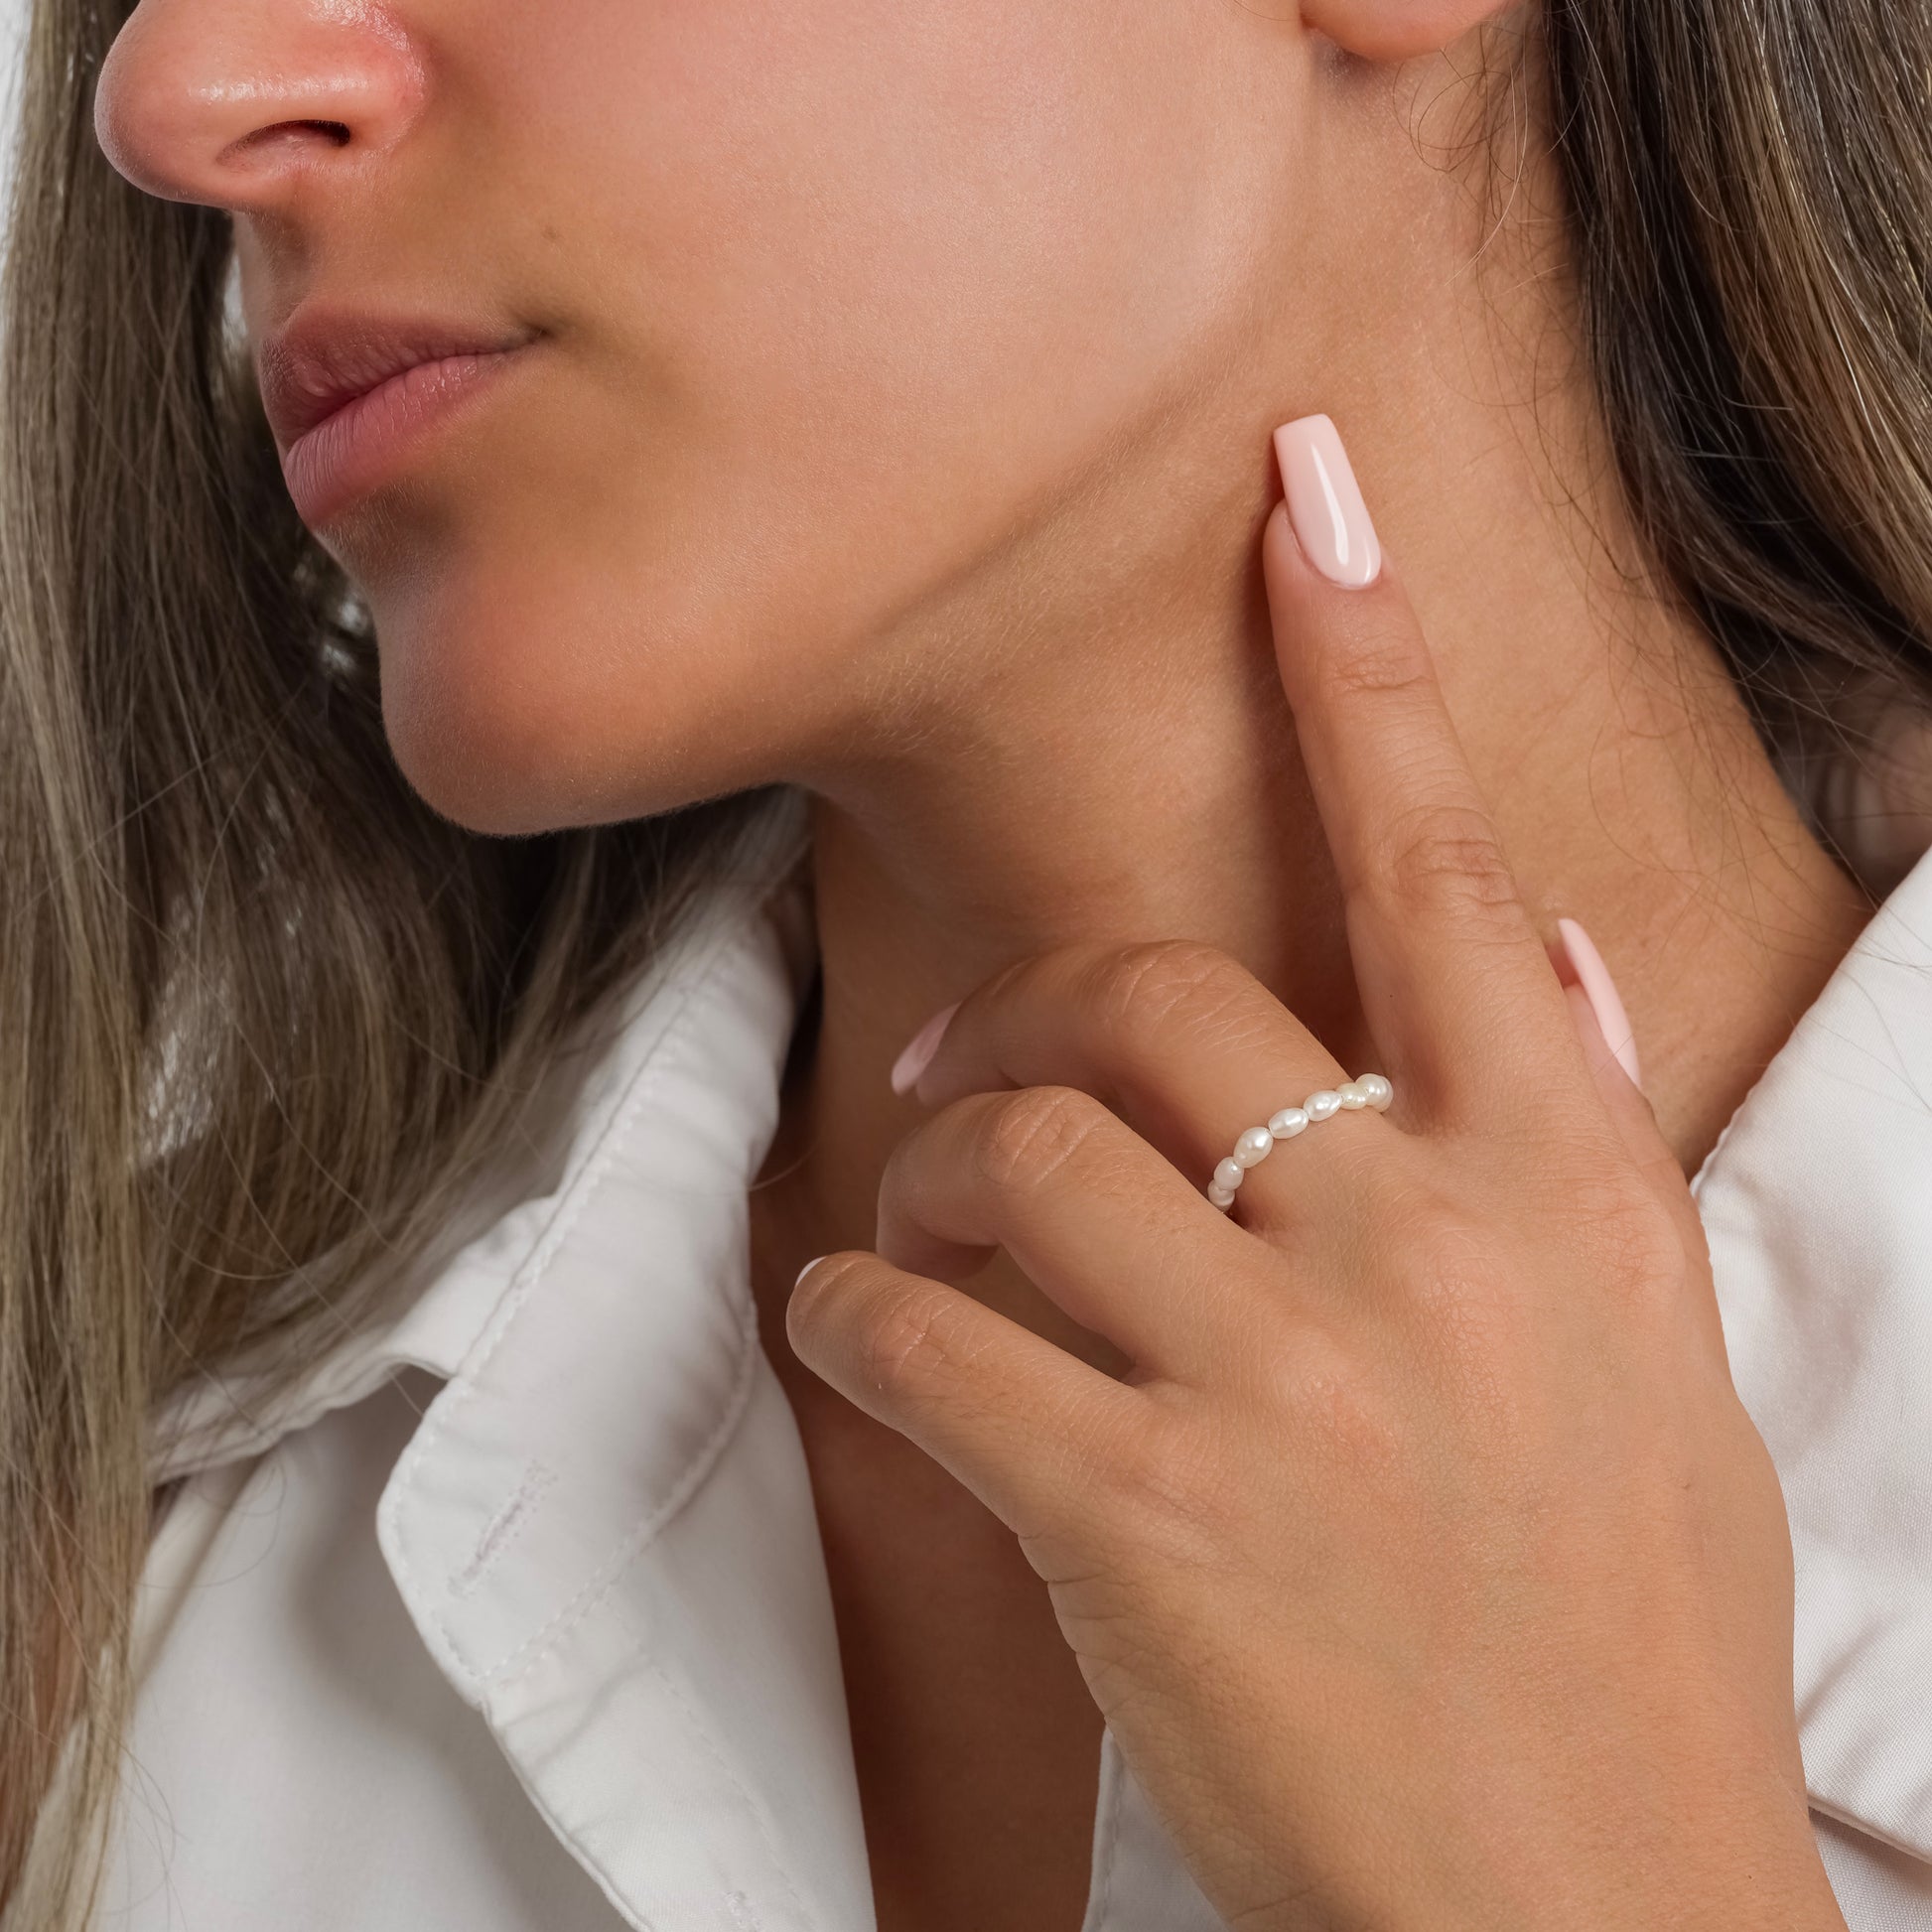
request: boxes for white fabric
[97,790,1932,1929]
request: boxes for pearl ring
[1206,1073,1393,1208]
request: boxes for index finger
[1264,414,1576,1118]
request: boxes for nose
[93,0,426,210]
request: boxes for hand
[786,418,1846,1931]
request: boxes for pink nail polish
[1273,414,1382,589]
[1555,917,1642,1091]
[889,1000,959,1096]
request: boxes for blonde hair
[0,3,800,1918]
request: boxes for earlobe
[1302,0,1519,65]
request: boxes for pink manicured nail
[889,1000,959,1096]
[1273,414,1382,589]
[1555,917,1642,1091]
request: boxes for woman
[2,0,1929,1920]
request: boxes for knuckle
[1090,939,1250,1042]
[852,1281,972,1395]
[1315,623,1430,704]
[1376,802,1523,924]
[1101,1340,1406,1554]
[1406,1223,1511,1339]
[972,1084,1109,1193]
[1379,1189,1522,1359]
[1278,1335,1404,1478]
[1088,1401,1225,1546]
[1567,1176,1689,1311]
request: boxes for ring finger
[898,936,1401,1229]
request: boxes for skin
[93,0,1875,1924]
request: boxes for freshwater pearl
[1203,1076,1394,1202]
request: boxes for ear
[1302,0,1520,64]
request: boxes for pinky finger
[1548,956,1729,1363]
[786,1252,1149,1540]
[1545,930,1683,1211]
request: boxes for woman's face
[94,0,1313,833]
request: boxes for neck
[751,62,1874,1353]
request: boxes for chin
[365,549,804,839]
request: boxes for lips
[256,309,543,527]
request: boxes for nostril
[224,118,355,167]
[242,119,352,148]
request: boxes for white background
[1,0,29,248]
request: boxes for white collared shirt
[96,792,1932,1930]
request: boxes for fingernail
[889,1000,959,1096]
[793,1256,825,1292]
[1555,917,1642,1091]
[1273,413,1382,589]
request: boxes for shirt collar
[149,786,819,1485]
[371,811,877,1932]
[1691,832,1932,1861]
[152,790,1932,1903]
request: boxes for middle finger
[875,1083,1266,1382]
